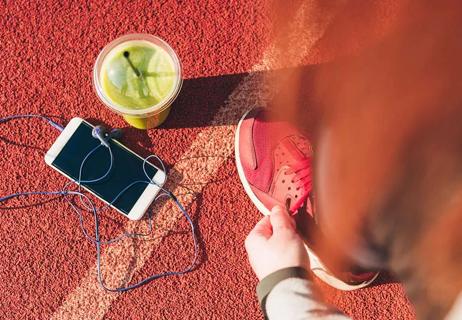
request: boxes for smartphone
[44,117,166,220]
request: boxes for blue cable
[0,114,198,292]
[78,144,114,184]
[0,114,64,132]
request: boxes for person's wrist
[255,258,309,280]
[256,266,311,307]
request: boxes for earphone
[92,125,123,148]
[0,114,198,292]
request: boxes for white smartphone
[44,117,166,220]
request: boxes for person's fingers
[269,205,295,231]
[245,216,272,250]
[251,215,273,238]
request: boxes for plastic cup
[93,34,183,129]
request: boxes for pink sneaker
[235,107,379,290]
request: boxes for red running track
[0,1,415,319]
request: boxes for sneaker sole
[235,108,379,291]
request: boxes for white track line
[50,2,338,319]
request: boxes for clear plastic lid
[93,34,183,117]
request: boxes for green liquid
[101,42,177,110]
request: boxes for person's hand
[245,205,310,280]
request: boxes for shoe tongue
[278,136,312,165]
[281,138,304,161]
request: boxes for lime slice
[146,47,176,101]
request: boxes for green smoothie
[94,35,182,129]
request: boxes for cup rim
[93,33,183,117]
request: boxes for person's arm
[245,206,351,320]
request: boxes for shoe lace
[285,157,313,212]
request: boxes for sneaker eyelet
[288,187,291,190]
[295,195,298,198]
[282,180,285,183]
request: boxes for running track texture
[0,1,415,319]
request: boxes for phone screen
[51,121,158,215]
